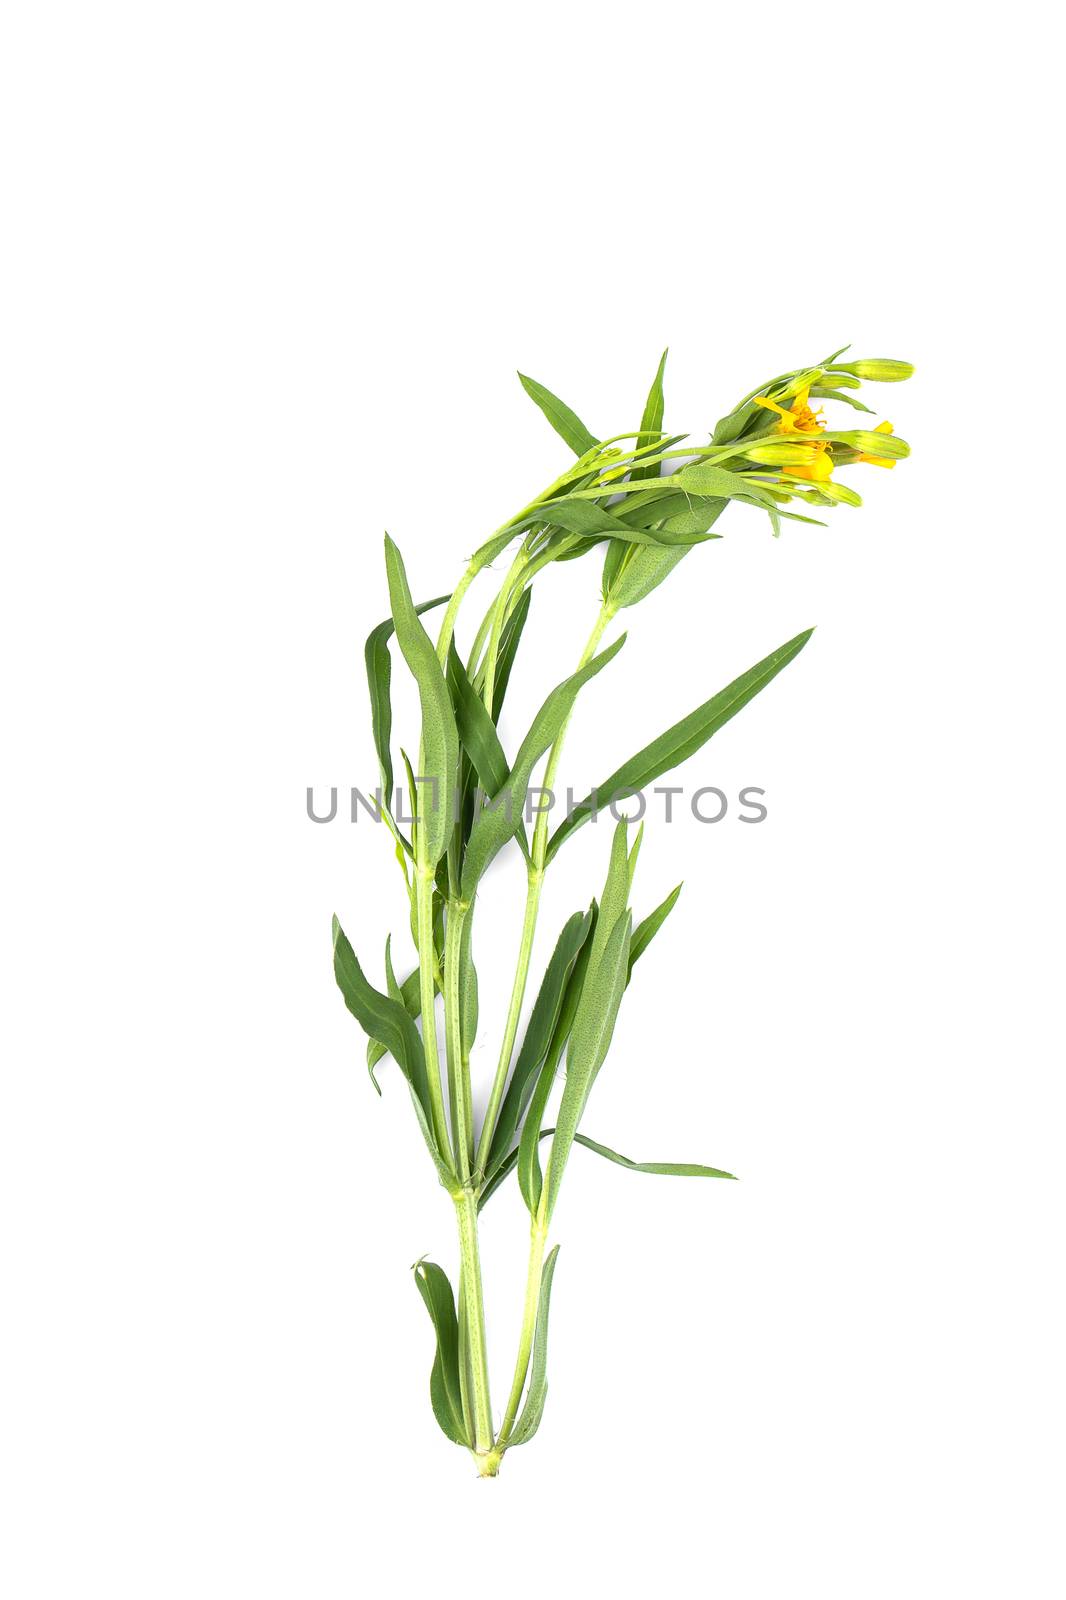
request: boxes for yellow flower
[786,441,834,482]
[855,419,897,469]
[753,385,825,435]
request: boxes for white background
[2,4,1063,1596]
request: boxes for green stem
[473,868,543,1179]
[436,560,478,666]
[444,903,473,1179]
[473,598,615,1178]
[415,864,453,1167]
[480,548,530,714]
[454,1188,494,1456]
[496,1220,547,1447]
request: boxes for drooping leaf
[485,907,594,1179]
[460,634,627,899]
[364,594,450,812]
[384,536,459,867]
[413,1260,469,1447]
[518,372,598,457]
[567,1133,736,1181]
[332,916,452,1186]
[546,628,814,860]
[483,1127,736,1209]
[506,1246,561,1448]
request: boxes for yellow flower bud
[835,359,915,383]
[775,368,825,400]
[815,479,863,506]
[744,440,824,466]
[829,429,910,459]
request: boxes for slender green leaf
[547,628,814,860]
[413,1260,469,1447]
[332,916,453,1186]
[460,634,627,898]
[516,908,597,1215]
[674,461,779,508]
[518,372,598,457]
[515,495,712,549]
[628,883,682,975]
[809,385,874,414]
[587,819,633,976]
[367,965,420,1088]
[447,642,509,796]
[571,1133,735,1180]
[486,908,594,1178]
[364,594,449,812]
[492,586,532,725]
[507,1246,561,1448]
[545,909,633,1222]
[459,911,478,1059]
[384,536,459,867]
[482,1127,735,1209]
[631,348,668,483]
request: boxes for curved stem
[436,560,478,666]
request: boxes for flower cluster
[715,350,914,511]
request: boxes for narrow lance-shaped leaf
[384,536,459,867]
[516,908,598,1215]
[413,1260,470,1447]
[506,1245,561,1448]
[570,1132,736,1180]
[482,1128,737,1209]
[485,907,594,1179]
[544,909,633,1223]
[491,585,531,726]
[518,372,598,457]
[586,818,632,977]
[546,628,814,860]
[460,633,627,899]
[630,347,668,483]
[447,642,509,797]
[332,916,453,1188]
[628,882,682,974]
[364,594,449,812]
[367,964,421,1089]
[512,495,715,549]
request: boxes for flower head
[753,385,825,436]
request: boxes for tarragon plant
[332,348,913,1475]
